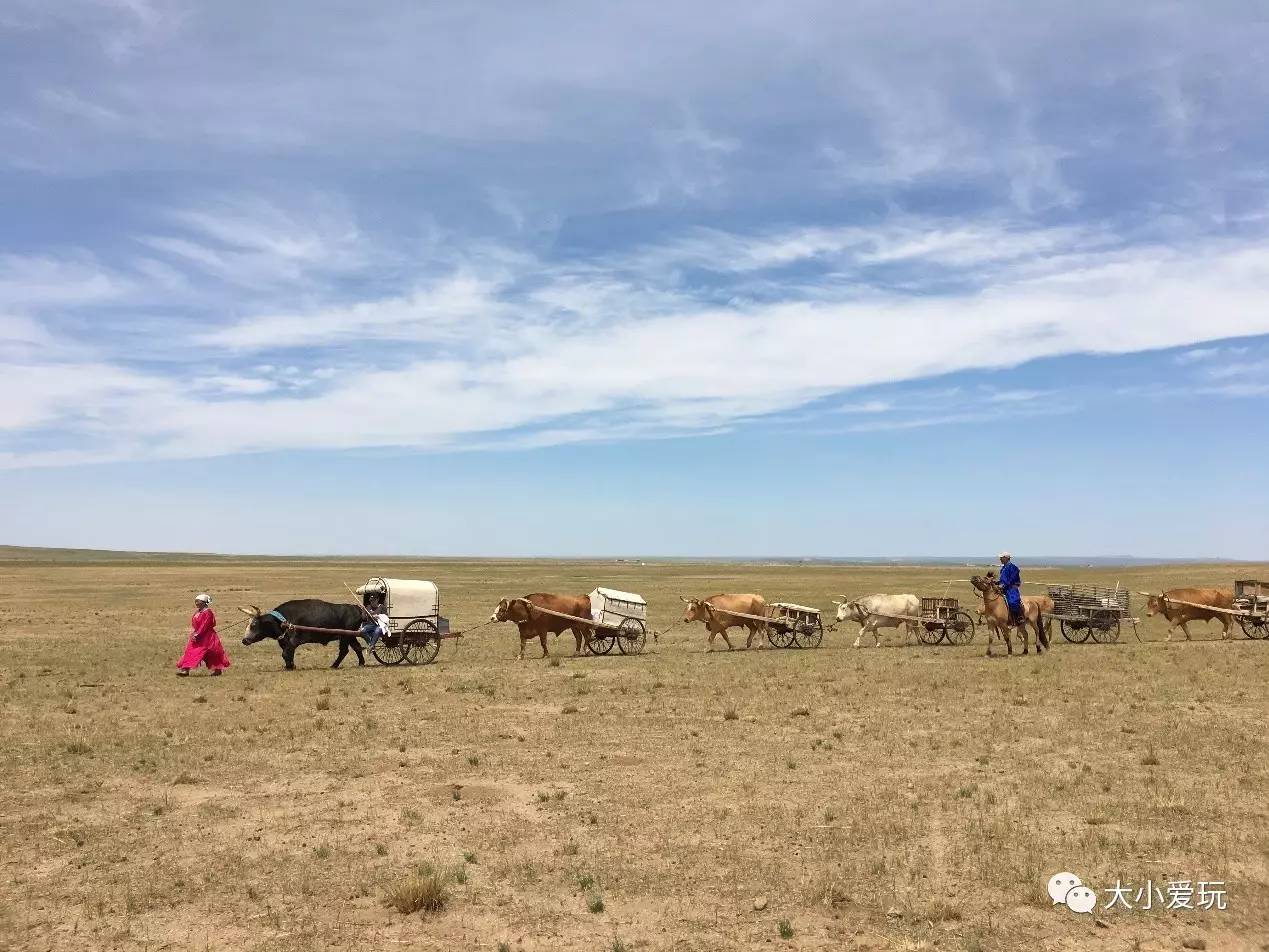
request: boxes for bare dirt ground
[1,557,1267,952]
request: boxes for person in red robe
[177,593,231,676]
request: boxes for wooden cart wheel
[1089,615,1121,644]
[1238,615,1269,639]
[371,632,408,666]
[1059,619,1091,644]
[767,624,795,649]
[616,617,647,655]
[589,630,617,655]
[917,622,944,646]
[944,610,975,646]
[793,620,824,649]
[403,618,440,665]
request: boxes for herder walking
[997,552,1024,625]
[177,593,231,676]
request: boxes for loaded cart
[1233,580,1268,639]
[1046,583,1137,643]
[765,602,825,649]
[355,577,455,665]
[586,587,649,655]
[917,596,976,646]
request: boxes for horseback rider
[996,552,1025,625]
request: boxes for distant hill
[0,545,1248,566]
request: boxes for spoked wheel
[1089,614,1121,644]
[371,633,408,666]
[918,623,944,646]
[1060,620,1091,644]
[617,617,647,655]
[403,618,440,665]
[767,625,795,649]
[589,630,617,655]
[1238,615,1269,639]
[793,622,824,649]
[944,610,975,646]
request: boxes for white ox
[834,593,920,648]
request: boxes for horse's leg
[1001,623,1013,655]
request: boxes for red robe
[177,608,231,672]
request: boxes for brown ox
[970,574,1052,656]
[680,593,767,650]
[490,593,594,660]
[1139,588,1234,641]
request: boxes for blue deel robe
[999,561,1022,615]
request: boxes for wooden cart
[1046,583,1137,644]
[585,588,650,655]
[1233,580,1269,640]
[765,602,825,649]
[355,577,455,666]
[916,596,976,646]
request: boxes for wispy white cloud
[3,224,1269,467]
[0,253,133,309]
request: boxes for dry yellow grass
[1,557,1267,951]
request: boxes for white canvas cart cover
[356,577,439,620]
[589,587,647,627]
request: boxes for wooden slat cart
[765,602,825,649]
[916,596,976,646]
[1046,583,1137,644]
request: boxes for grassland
[1,557,1266,951]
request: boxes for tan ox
[681,594,767,650]
[1139,588,1234,641]
[970,575,1052,656]
[490,593,594,660]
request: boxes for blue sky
[1,1,1267,558]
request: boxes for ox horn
[679,595,690,603]
[1136,591,1154,597]
[237,606,258,616]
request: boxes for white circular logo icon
[1065,885,1098,915]
[1048,872,1082,905]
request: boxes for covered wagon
[354,577,453,665]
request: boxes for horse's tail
[1036,611,1049,650]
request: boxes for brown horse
[970,575,1051,656]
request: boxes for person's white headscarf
[998,551,1011,561]
[195,593,212,606]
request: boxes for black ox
[239,600,366,670]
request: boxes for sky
[1,0,1268,558]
